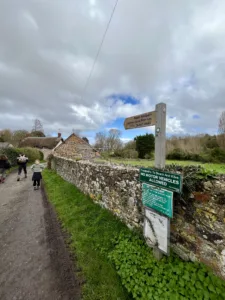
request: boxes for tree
[106,129,122,151]
[124,140,136,150]
[30,131,45,137]
[12,130,29,146]
[32,119,44,133]
[135,133,155,159]
[218,111,225,150]
[94,129,122,152]
[94,132,107,150]
[0,129,13,143]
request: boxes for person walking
[0,155,11,183]
[31,159,45,190]
[17,154,29,181]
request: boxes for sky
[0,0,225,144]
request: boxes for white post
[155,103,166,169]
[153,102,166,259]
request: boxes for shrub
[144,152,154,160]
[39,150,44,161]
[167,148,187,160]
[0,148,20,166]
[0,147,42,166]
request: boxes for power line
[81,0,119,101]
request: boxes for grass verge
[43,169,225,300]
[43,169,132,300]
[95,158,225,174]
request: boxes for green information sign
[140,168,182,193]
[142,183,173,218]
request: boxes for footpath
[0,169,80,300]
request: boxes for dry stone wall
[52,156,225,280]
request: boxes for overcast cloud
[0,0,225,138]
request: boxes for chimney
[58,132,61,138]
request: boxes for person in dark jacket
[17,153,29,181]
[0,155,11,183]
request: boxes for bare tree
[32,119,44,133]
[94,132,107,150]
[94,129,122,152]
[107,129,122,151]
[218,111,225,150]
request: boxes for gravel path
[0,169,80,300]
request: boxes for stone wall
[52,155,225,280]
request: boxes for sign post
[152,103,167,259]
[124,103,182,260]
[124,111,156,130]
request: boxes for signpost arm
[153,102,167,260]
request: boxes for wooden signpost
[124,103,182,259]
[124,111,156,130]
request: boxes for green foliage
[109,233,225,300]
[30,130,45,137]
[201,148,225,163]
[113,149,139,159]
[135,134,155,159]
[144,152,154,160]
[167,148,201,161]
[43,170,131,300]
[0,148,20,166]
[167,147,225,163]
[0,147,43,166]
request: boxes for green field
[95,158,225,174]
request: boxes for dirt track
[0,169,80,300]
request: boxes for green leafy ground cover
[43,170,225,300]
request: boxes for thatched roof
[19,137,62,149]
[0,142,13,149]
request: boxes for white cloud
[0,0,224,137]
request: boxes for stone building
[54,133,98,160]
[20,133,63,159]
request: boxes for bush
[144,152,154,160]
[201,148,225,163]
[113,149,139,159]
[0,148,20,166]
[0,147,43,166]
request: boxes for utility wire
[80,0,119,101]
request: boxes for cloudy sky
[0,0,225,143]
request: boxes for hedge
[0,147,43,167]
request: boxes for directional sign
[140,168,182,193]
[142,183,173,218]
[144,207,170,255]
[124,111,156,130]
